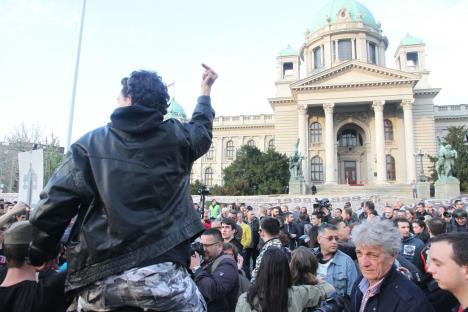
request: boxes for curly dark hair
[120,70,170,114]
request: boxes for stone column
[324,103,336,184]
[402,99,416,183]
[334,40,339,62]
[372,100,387,184]
[298,105,309,182]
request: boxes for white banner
[192,194,379,211]
[192,194,468,212]
[18,149,44,206]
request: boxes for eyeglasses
[320,235,339,242]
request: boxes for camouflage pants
[77,262,207,311]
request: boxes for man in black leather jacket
[28,64,218,311]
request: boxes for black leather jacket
[29,96,214,291]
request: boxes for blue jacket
[400,234,425,266]
[194,254,239,312]
[351,266,435,312]
[313,248,358,296]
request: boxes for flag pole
[65,0,87,152]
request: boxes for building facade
[185,0,467,188]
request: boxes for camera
[190,241,204,257]
[314,292,351,312]
[198,185,210,196]
[313,198,331,211]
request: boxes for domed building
[165,97,187,121]
[191,0,468,196]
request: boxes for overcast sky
[1,0,466,146]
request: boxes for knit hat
[4,221,33,245]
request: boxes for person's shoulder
[390,271,428,303]
[335,249,354,262]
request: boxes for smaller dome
[400,33,423,46]
[166,98,187,120]
[279,44,298,56]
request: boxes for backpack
[211,255,251,297]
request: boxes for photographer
[191,229,239,312]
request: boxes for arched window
[310,156,324,183]
[204,167,213,186]
[247,139,256,147]
[309,122,322,144]
[384,119,393,141]
[386,155,396,181]
[268,139,275,150]
[340,129,358,147]
[226,141,235,160]
[206,144,214,160]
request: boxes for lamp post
[414,148,427,182]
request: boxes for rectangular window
[313,46,322,69]
[283,62,294,78]
[406,52,418,67]
[338,39,352,61]
[368,42,376,64]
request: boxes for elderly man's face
[356,245,395,285]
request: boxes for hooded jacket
[400,233,425,266]
[29,96,214,291]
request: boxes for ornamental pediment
[291,60,420,91]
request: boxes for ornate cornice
[290,60,420,91]
[213,124,275,130]
[414,88,441,96]
[268,97,295,105]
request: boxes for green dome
[309,0,379,33]
[166,98,187,120]
[279,44,298,56]
[400,33,423,46]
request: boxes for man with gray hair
[351,220,434,312]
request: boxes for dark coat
[29,96,214,291]
[351,266,435,312]
[194,254,239,312]
[400,234,425,266]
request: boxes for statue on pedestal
[289,139,304,181]
[435,137,458,180]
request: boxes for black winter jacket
[194,254,239,312]
[351,266,434,312]
[29,96,214,291]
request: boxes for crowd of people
[0,66,467,312]
[1,196,467,311]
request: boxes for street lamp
[414,148,428,182]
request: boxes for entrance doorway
[344,161,357,184]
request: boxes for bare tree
[0,123,64,193]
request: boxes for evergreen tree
[222,145,289,195]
